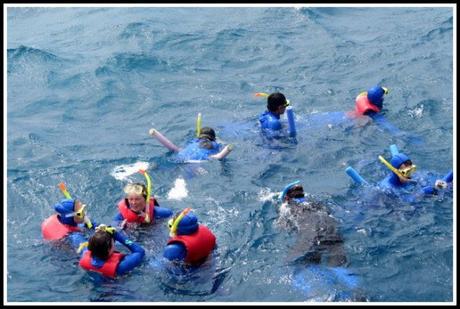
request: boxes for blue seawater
[6,6,454,302]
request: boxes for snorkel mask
[378,155,417,181]
[168,208,192,237]
[124,183,146,196]
[65,202,87,219]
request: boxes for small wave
[110,161,150,181]
[7,45,64,63]
[95,52,169,75]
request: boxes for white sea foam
[167,177,188,200]
[110,161,150,181]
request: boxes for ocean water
[6,5,455,303]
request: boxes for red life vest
[79,250,125,279]
[117,197,156,224]
[41,214,81,241]
[354,93,381,115]
[167,225,216,265]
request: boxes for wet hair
[267,92,287,112]
[199,127,216,149]
[286,184,305,199]
[88,230,113,260]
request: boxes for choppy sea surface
[6,5,455,303]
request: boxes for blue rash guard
[77,230,145,277]
[175,138,221,162]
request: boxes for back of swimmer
[149,126,233,162]
[163,209,216,267]
[78,224,145,279]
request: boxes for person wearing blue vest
[149,126,233,162]
[379,152,453,197]
[258,92,290,137]
[78,224,145,279]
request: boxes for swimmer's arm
[149,128,181,152]
[112,213,127,229]
[209,144,234,160]
[114,231,145,276]
[154,205,173,219]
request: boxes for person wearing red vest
[163,209,216,266]
[79,224,145,279]
[42,198,95,248]
[113,182,172,229]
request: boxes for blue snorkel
[286,106,297,137]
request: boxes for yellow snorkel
[58,182,92,229]
[138,169,152,223]
[196,113,202,138]
[58,182,72,199]
[169,208,192,237]
[378,155,410,181]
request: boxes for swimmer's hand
[435,179,448,189]
[149,128,158,136]
[226,144,234,152]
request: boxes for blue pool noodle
[389,144,399,157]
[345,166,369,185]
[443,171,453,183]
[286,106,297,137]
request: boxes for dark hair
[286,184,305,199]
[88,230,113,260]
[199,127,216,149]
[267,92,287,112]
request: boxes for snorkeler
[149,125,233,162]
[162,208,216,267]
[258,92,297,138]
[78,224,145,279]
[113,170,172,229]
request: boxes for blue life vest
[175,139,221,162]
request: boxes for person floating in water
[276,181,362,301]
[149,125,233,162]
[113,169,172,229]
[346,144,453,201]
[162,208,216,268]
[258,92,297,139]
[78,224,145,279]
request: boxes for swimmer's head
[286,184,305,200]
[54,199,84,225]
[88,229,114,260]
[198,127,216,142]
[168,209,199,236]
[367,86,388,110]
[390,153,417,180]
[267,92,288,114]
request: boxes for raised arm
[149,128,181,152]
[209,144,234,160]
[114,231,145,276]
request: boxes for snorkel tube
[169,207,192,237]
[196,113,202,138]
[138,169,152,223]
[345,167,369,186]
[57,182,92,229]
